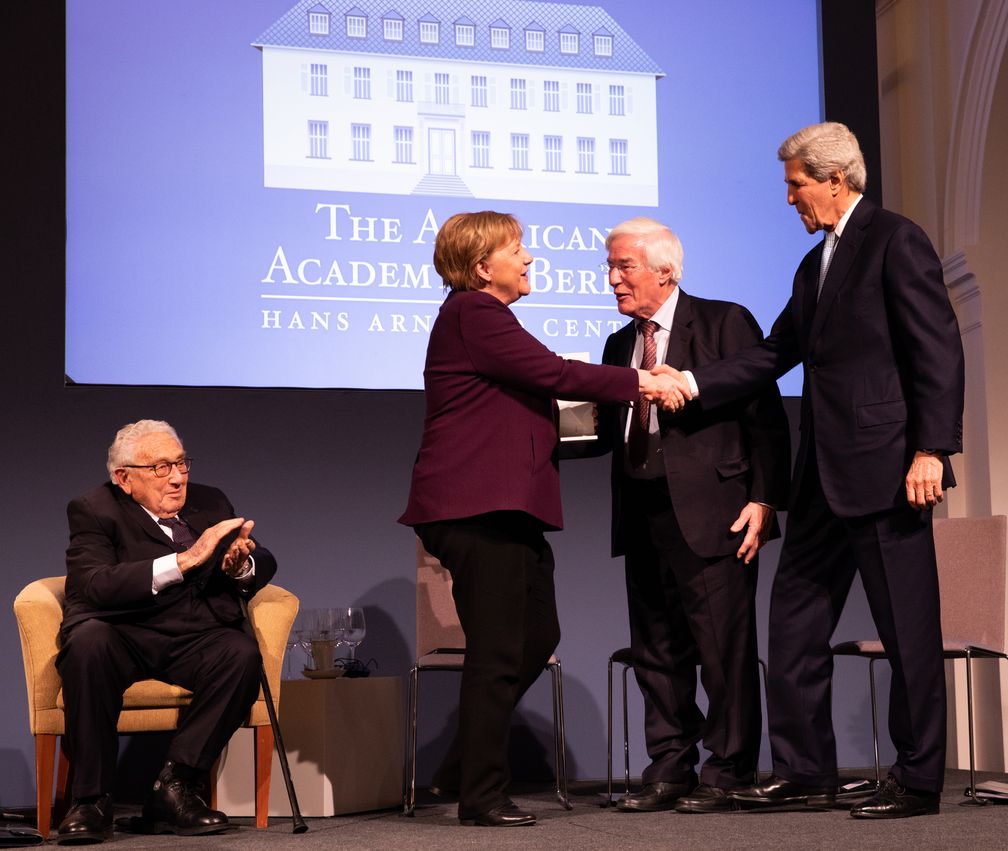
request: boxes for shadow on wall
[352,576,414,678]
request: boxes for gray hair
[107,419,182,481]
[777,121,867,193]
[606,217,684,283]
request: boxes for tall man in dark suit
[671,122,965,818]
[56,419,277,843]
[592,218,791,813]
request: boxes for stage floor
[12,769,1008,850]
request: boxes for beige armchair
[13,577,298,837]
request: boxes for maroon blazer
[399,289,638,530]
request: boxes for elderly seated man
[55,419,277,844]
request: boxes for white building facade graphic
[254,1,664,205]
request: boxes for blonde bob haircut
[433,211,523,292]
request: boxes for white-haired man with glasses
[55,419,277,844]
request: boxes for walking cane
[240,597,308,834]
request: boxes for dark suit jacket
[592,291,791,559]
[692,198,964,517]
[399,288,638,531]
[60,481,277,642]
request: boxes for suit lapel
[666,289,693,368]
[808,198,873,344]
[612,321,637,438]
[116,489,176,547]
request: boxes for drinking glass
[337,607,366,660]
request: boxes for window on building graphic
[346,14,366,38]
[351,123,372,161]
[472,131,490,168]
[308,11,329,35]
[434,72,450,105]
[576,82,592,114]
[609,84,625,116]
[544,135,562,172]
[576,137,596,173]
[309,63,328,97]
[559,31,579,54]
[610,138,628,175]
[393,126,414,163]
[383,17,403,41]
[353,66,371,99]
[308,120,328,158]
[471,75,488,107]
[594,34,613,56]
[525,29,544,52]
[396,69,413,102]
[419,20,439,44]
[490,26,510,49]
[543,80,560,112]
[455,23,474,46]
[510,78,527,110]
[511,133,529,170]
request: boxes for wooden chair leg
[254,725,274,829]
[34,734,56,838]
[54,738,71,825]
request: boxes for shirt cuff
[152,554,183,594]
[683,370,699,398]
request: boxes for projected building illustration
[253,1,664,205]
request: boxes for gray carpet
[28,771,1008,850]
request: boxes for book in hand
[557,352,597,443]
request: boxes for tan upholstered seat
[832,515,1008,801]
[402,538,571,815]
[13,577,298,836]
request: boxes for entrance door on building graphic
[428,128,456,175]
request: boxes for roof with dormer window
[253,0,662,75]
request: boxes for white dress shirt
[625,287,680,479]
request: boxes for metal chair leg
[606,655,615,805]
[868,658,882,791]
[550,660,572,810]
[961,649,987,806]
[756,657,768,784]
[402,665,420,816]
[621,662,631,796]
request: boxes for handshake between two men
[636,364,694,412]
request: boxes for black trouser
[416,512,560,820]
[767,452,946,792]
[622,477,761,789]
[56,615,262,799]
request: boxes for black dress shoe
[675,784,739,814]
[140,761,229,835]
[729,775,836,808]
[56,794,113,844]
[460,801,536,827]
[849,775,939,819]
[617,780,697,812]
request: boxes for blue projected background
[66,0,821,391]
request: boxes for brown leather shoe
[849,775,939,819]
[617,780,697,812]
[729,775,836,808]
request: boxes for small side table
[216,676,404,817]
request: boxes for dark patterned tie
[628,320,658,468]
[158,516,197,552]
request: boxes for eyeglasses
[122,457,193,478]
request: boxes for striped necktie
[817,230,838,301]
